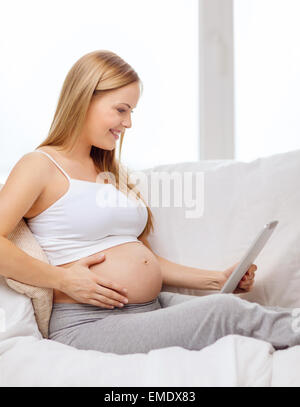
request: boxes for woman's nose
[122,119,132,129]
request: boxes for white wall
[234,0,300,161]
[0,0,199,183]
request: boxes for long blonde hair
[36,50,154,238]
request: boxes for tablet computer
[220,220,279,294]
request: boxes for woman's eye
[117,109,134,114]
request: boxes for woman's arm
[156,254,223,290]
[0,235,64,289]
[138,235,223,290]
[139,236,256,291]
[0,153,64,289]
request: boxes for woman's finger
[95,285,128,303]
[94,276,128,295]
[87,298,115,308]
[243,276,254,285]
[92,293,126,308]
[239,279,252,289]
[245,269,256,279]
[245,267,256,276]
[245,279,255,288]
[244,266,256,277]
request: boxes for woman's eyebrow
[119,103,134,109]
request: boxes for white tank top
[26,150,148,266]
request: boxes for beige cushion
[0,185,53,338]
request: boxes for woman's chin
[92,143,115,151]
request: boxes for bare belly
[54,241,163,304]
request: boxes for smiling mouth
[109,129,120,140]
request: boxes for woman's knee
[207,293,243,314]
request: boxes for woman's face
[82,81,140,151]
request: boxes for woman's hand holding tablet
[220,221,279,294]
[222,262,257,293]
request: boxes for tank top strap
[34,149,71,181]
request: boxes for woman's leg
[49,293,300,355]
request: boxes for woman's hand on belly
[58,252,129,308]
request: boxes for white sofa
[1,149,300,387]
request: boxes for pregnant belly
[53,241,163,304]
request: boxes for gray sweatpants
[48,291,300,355]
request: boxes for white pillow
[0,275,41,347]
[142,149,300,308]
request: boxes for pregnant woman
[0,50,299,355]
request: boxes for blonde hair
[36,50,154,238]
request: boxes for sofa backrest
[139,150,300,308]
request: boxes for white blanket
[0,334,276,387]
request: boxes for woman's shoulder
[33,146,63,156]
[0,151,55,234]
[20,149,55,170]
[31,146,70,170]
